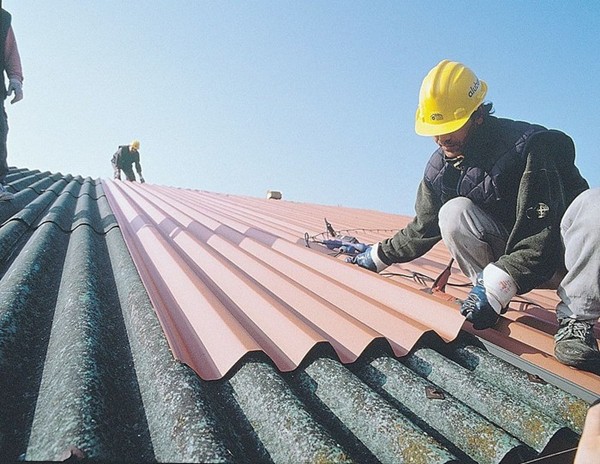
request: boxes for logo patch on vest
[526,202,550,219]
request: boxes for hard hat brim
[415,115,471,137]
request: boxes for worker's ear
[474,105,486,126]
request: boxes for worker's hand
[7,78,23,104]
[139,176,145,183]
[339,242,368,254]
[114,171,121,180]
[346,243,390,273]
[460,281,500,330]
[460,264,517,330]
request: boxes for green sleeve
[379,179,443,264]
[496,131,588,293]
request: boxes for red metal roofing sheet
[102,179,600,395]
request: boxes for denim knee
[439,197,475,235]
[562,188,600,234]
[571,188,600,209]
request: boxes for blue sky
[5,1,600,215]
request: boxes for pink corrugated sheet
[102,180,600,394]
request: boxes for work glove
[346,242,390,273]
[7,78,23,104]
[460,264,517,330]
[114,170,121,180]
[339,242,368,254]
[139,176,145,183]
[321,239,368,255]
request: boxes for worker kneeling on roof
[349,60,600,372]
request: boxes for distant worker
[111,139,145,183]
[349,60,600,372]
[0,8,24,201]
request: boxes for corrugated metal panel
[0,167,596,463]
[102,179,467,381]
[103,179,600,397]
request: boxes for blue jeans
[556,189,600,322]
[438,190,600,322]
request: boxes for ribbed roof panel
[103,179,600,395]
[103,180,467,380]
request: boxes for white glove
[461,263,518,330]
[481,263,518,313]
[7,78,23,104]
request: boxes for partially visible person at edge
[0,8,24,201]
[575,398,600,463]
[111,139,145,183]
[349,59,600,372]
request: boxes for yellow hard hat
[415,60,487,136]
[130,139,140,150]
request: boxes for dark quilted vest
[423,116,547,229]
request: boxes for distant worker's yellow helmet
[415,60,487,137]
[130,139,140,150]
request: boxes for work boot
[554,318,600,369]
[0,184,14,201]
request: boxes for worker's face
[433,117,477,158]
